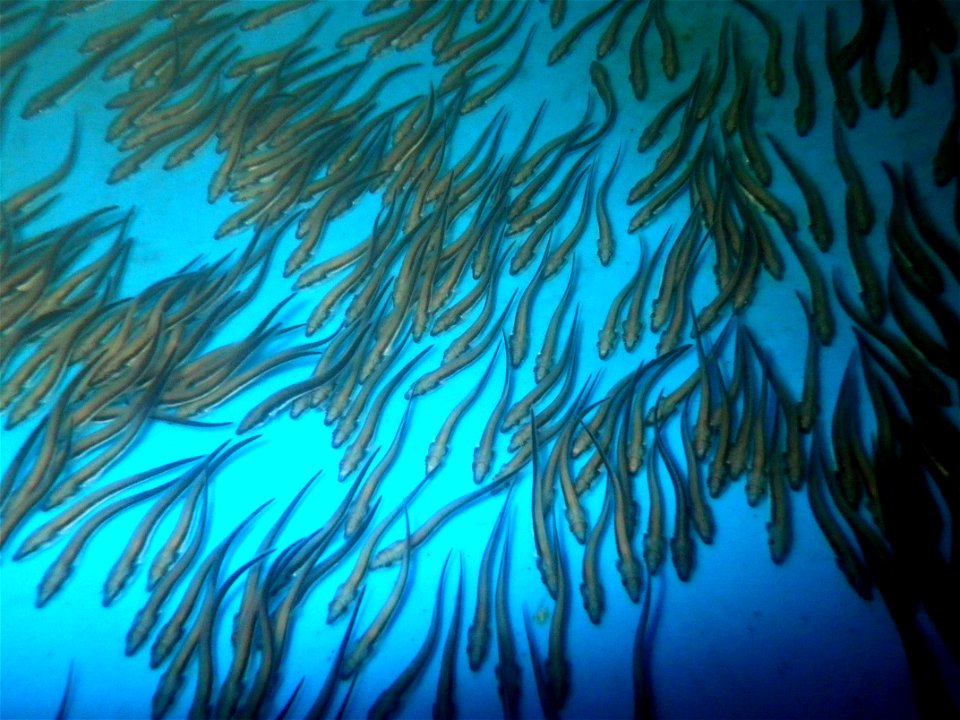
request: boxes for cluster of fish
[1,0,959,718]
[0,178,330,549]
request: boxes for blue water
[1,1,956,718]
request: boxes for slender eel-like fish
[433,556,464,720]
[494,514,521,720]
[368,554,451,719]
[426,348,500,475]
[531,409,559,598]
[467,486,512,671]
[793,16,816,135]
[523,606,559,720]
[581,476,612,624]
[579,420,643,602]
[473,339,513,484]
[340,511,413,679]
[303,590,366,719]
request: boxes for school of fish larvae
[1,0,958,717]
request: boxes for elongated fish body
[523,606,559,720]
[643,438,667,574]
[37,480,177,608]
[368,555,450,720]
[494,518,521,720]
[433,558,463,720]
[681,396,715,544]
[825,7,860,127]
[467,488,512,671]
[426,348,500,476]
[598,261,642,359]
[594,146,622,265]
[654,403,695,582]
[530,410,559,598]
[597,0,641,59]
[548,0,619,66]
[340,512,412,679]
[652,0,679,81]
[580,476,612,624]
[734,0,783,96]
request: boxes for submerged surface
[1,1,958,718]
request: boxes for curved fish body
[597,0,640,58]
[509,248,550,367]
[628,2,655,100]
[633,564,655,720]
[14,455,199,562]
[426,348,500,475]
[858,1,887,108]
[651,0,679,80]
[503,309,580,430]
[550,0,566,29]
[579,419,643,601]
[530,411,559,598]
[767,427,792,565]
[345,404,411,536]
[545,169,594,278]
[125,488,209,657]
[580,478,612,624]
[150,500,271,668]
[558,423,588,544]
[681,396,715,544]
[594,146,622,265]
[793,16,816,135]
[626,345,692,474]
[628,94,700,204]
[623,228,671,351]
[474,345,513,483]
[368,555,450,720]
[794,292,820,433]
[736,76,773,187]
[304,589,366,719]
[843,191,885,324]
[341,345,432,480]
[655,407,695,582]
[734,0,783,96]
[536,260,577,380]
[444,261,510,362]
[523,607,558,720]
[102,475,194,606]
[461,27,536,116]
[598,261,642,360]
[467,489,511,670]
[433,559,464,720]
[237,329,364,434]
[371,474,513,569]
[825,7,859,126]
[37,480,177,608]
[639,63,703,153]
[766,133,832,250]
[327,506,399,624]
[832,113,874,234]
[573,61,618,150]
[494,520,521,720]
[548,0,619,66]
[546,510,571,709]
[806,437,872,600]
[696,18,730,121]
[340,512,412,679]
[643,438,667,575]
[410,299,511,398]
[722,27,749,135]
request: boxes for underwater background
[1,0,957,718]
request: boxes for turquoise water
[1,1,957,718]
